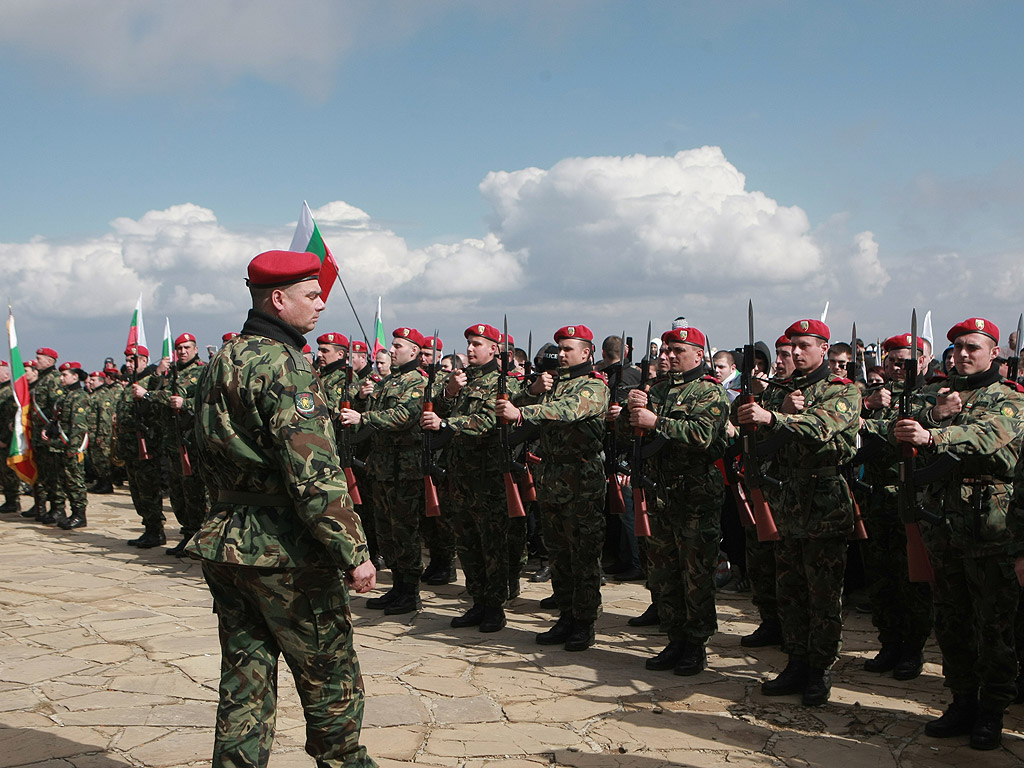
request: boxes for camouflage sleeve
[1008,451,1024,556]
[654,383,729,449]
[519,377,610,424]
[859,411,892,441]
[361,374,425,431]
[928,390,1024,457]
[68,392,92,446]
[769,382,861,444]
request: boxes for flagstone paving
[2,492,1023,767]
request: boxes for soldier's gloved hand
[445,370,467,396]
[931,388,962,421]
[781,389,805,414]
[346,560,377,593]
[421,411,442,431]
[528,372,553,395]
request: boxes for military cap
[90,370,107,378]
[125,344,149,357]
[23,360,37,368]
[246,250,321,289]
[59,361,87,380]
[505,333,515,347]
[661,326,706,349]
[316,332,350,348]
[0,361,6,368]
[301,344,312,355]
[222,332,239,342]
[423,335,442,351]
[554,324,593,342]
[785,319,830,341]
[392,327,426,347]
[174,332,196,346]
[775,335,793,348]
[947,317,999,344]
[350,340,368,353]
[465,323,501,343]
[882,333,925,352]
[36,347,58,359]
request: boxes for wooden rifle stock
[900,443,934,582]
[632,426,652,537]
[137,434,149,461]
[730,479,757,528]
[339,397,362,505]
[178,445,192,476]
[497,392,525,518]
[422,401,441,517]
[608,474,626,515]
[518,453,539,502]
[739,393,779,542]
[848,497,868,540]
[749,486,779,542]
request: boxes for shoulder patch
[1001,401,1020,418]
[1003,380,1024,393]
[590,370,608,383]
[835,397,852,413]
[708,402,724,417]
[295,392,316,415]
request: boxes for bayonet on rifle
[631,321,654,538]
[422,329,442,518]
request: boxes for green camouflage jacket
[0,384,15,445]
[319,360,348,414]
[56,385,91,454]
[434,360,503,474]
[113,367,159,462]
[89,384,117,440]
[361,360,426,481]
[912,369,1024,554]
[757,363,860,537]
[514,362,609,503]
[186,310,368,571]
[148,356,205,452]
[31,366,65,451]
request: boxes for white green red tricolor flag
[6,309,37,485]
[289,201,340,302]
[162,318,173,360]
[373,296,386,356]
[126,295,148,354]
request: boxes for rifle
[738,301,780,542]
[422,329,442,518]
[500,316,526,518]
[844,322,867,540]
[130,349,151,460]
[338,346,363,505]
[168,360,193,476]
[517,331,538,503]
[605,329,627,516]
[631,321,655,537]
[1008,313,1023,383]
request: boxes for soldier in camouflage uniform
[185,249,376,768]
[856,333,933,680]
[116,345,166,548]
[339,327,428,616]
[897,317,1024,750]
[737,319,860,706]
[499,324,610,652]
[54,362,91,529]
[86,371,117,494]
[620,325,729,675]
[151,333,209,556]
[0,361,22,513]
[345,341,382,566]
[317,332,350,411]
[30,347,66,523]
[422,323,513,632]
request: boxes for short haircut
[829,342,853,357]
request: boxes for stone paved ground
[2,492,1024,768]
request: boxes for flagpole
[333,272,373,350]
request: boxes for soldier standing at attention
[619,325,729,675]
[737,319,860,706]
[898,318,1024,750]
[498,325,610,651]
[0,361,22,514]
[186,249,376,768]
[86,371,117,495]
[31,347,65,523]
[54,362,90,529]
[339,327,427,616]
[317,332,350,413]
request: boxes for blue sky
[2,1,1023,366]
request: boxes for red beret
[882,333,925,353]
[0,361,6,368]
[554,324,594,343]
[392,327,426,347]
[422,336,442,351]
[222,332,239,342]
[246,250,321,289]
[662,326,706,349]
[504,334,515,347]
[36,347,58,359]
[465,323,501,344]
[947,317,999,344]
[316,332,350,348]
[785,319,830,342]
[90,370,107,378]
[174,333,196,347]
[775,335,793,349]
[125,345,149,357]
[350,340,368,353]
[59,361,84,373]
[302,344,312,354]
[23,360,37,368]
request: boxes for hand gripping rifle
[516,331,538,503]
[499,316,527,518]
[338,347,363,505]
[1008,313,1024,383]
[422,329,443,518]
[168,361,193,476]
[843,322,867,540]
[130,348,151,460]
[738,301,780,542]
[631,322,655,537]
[604,329,627,516]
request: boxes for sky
[2,0,1024,369]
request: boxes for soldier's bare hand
[131,383,147,400]
[358,380,375,399]
[737,401,772,426]
[863,388,891,410]
[781,389,804,414]
[627,388,648,411]
[338,408,362,426]
[606,403,622,421]
[893,418,931,446]
[496,399,520,423]
[751,372,769,395]
[169,395,184,410]
[629,408,657,430]
[931,388,962,421]
[445,370,467,396]
[347,560,377,593]
[421,411,441,431]
[529,372,553,395]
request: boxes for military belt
[795,466,839,479]
[216,490,292,507]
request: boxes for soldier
[0,361,22,513]
[30,347,66,523]
[345,340,382,568]
[317,332,350,413]
[54,362,90,529]
[116,345,166,547]
[620,325,729,674]
[339,327,427,615]
[86,371,117,494]
[185,249,376,768]
[422,323,511,632]
[737,319,860,706]
[497,324,610,651]
[898,317,1024,750]
[857,333,933,679]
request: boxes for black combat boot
[628,603,660,627]
[673,644,707,676]
[450,603,485,628]
[21,504,39,518]
[801,667,832,706]
[539,594,558,609]
[383,582,422,615]
[89,481,114,494]
[761,655,810,696]
[892,647,925,680]
[646,641,688,671]
[0,499,19,514]
[366,579,401,610]
[970,709,1004,751]
[425,561,457,585]
[479,606,506,633]
[925,693,979,738]
[863,643,902,673]
[59,509,87,529]
[564,620,595,652]
[530,563,551,583]
[134,527,167,549]
[536,613,574,645]
[39,507,59,525]
[741,620,782,648]
[420,561,439,583]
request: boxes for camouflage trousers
[450,475,510,607]
[125,457,165,529]
[59,450,88,514]
[421,507,456,565]
[33,447,65,512]
[647,512,719,646]
[351,465,379,561]
[372,479,423,584]
[201,561,376,768]
[929,533,1019,711]
[539,493,606,623]
[860,497,933,650]
[745,527,777,624]
[165,448,209,538]
[0,454,20,503]
[88,436,112,482]
[775,535,847,668]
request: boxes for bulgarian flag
[161,318,173,360]
[6,310,36,485]
[126,295,148,354]
[289,201,340,302]
[372,296,386,356]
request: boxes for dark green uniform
[87,383,117,490]
[186,310,374,768]
[55,382,90,519]
[30,365,65,518]
[115,366,164,538]
[0,379,21,511]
